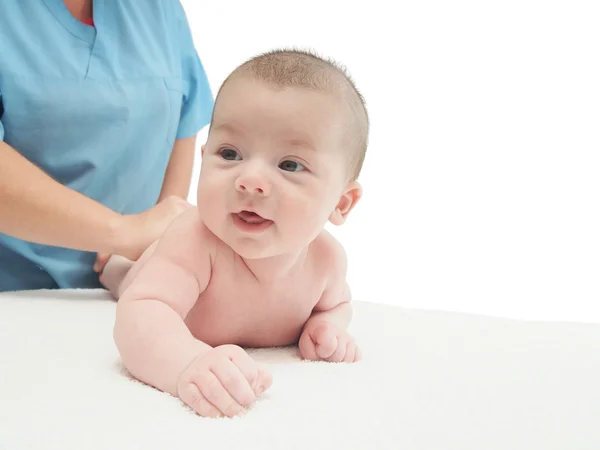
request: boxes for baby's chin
[227,237,310,260]
[203,217,319,259]
[204,224,274,259]
[228,241,283,260]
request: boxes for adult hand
[94,196,193,272]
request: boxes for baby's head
[197,49,369,259]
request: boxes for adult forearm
[0,140,122,253]
[158,136,197,201]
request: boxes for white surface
[1,289,599,450]
[181,0,600,321]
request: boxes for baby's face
[196,77,357,259]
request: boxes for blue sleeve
[173,1,214,139]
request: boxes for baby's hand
[176,345,272,418]
[299,320,362,363]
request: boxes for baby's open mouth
[237,210,267,224]
[232,210,274,233]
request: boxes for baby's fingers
[355,346,362,361]
[179,382,222,418]
[200,371,246,418]
[315,330,338,359]
[211,359,256,408]
[255,365,273,396]
[298,331,319,361]
[326,336,349,362]
[343,341,356,363]
[343,341,362,363]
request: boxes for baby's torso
[184,248,327,348]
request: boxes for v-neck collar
[42,0,101,45]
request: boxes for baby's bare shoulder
[308,231,351,310]
[159,208,219,262]
[310,230,348,277]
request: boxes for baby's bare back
[184,243,326,348]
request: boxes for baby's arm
[113,209,272,418]
[113,210,211,396]
[298,235,361,363]
[309,282,353,329]
[311,233,353,327]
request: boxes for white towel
[1,289,599,450]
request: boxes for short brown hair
[215,48,369,180]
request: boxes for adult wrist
[106,213,133,257]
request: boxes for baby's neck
[241,248,309,285]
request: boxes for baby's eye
[220,148,241,161]
[279,160,305,172]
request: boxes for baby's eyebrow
[211,123,240,135]
[212,122,316,151]
[285,138,316,152]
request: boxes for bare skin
[106,209,358,419]
[105,209,350,349]
[62,0,93,22]
[108,76,363,419]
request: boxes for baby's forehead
[210,117,336,152]
[216,75,340,104]
[213,81,344,129]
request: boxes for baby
[103,49,369,418]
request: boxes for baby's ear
[201,144,205,156]
[329,181,362,226]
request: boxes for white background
[180,0,600,323]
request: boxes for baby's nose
[235,175,271,196]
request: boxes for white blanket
[1,289,599,450]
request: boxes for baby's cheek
[197,180,223,219]
[289,192,316,217]
[298,199,330,235]
[197,176,221,202]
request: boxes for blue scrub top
[0,0,214,291]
